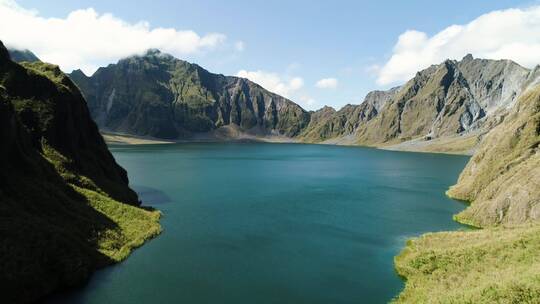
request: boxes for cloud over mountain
[236,69,304,99]
[377,5,540,85]
[0,0,228,74]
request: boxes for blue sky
[7,0,540,110]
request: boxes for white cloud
[0,0,228,74]
[299,95,316,106]
[234,41,245,51]
[315,77,338,89]
[236,70,304,98]
[377,5,540,85]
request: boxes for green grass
[394,224,540,303]
[42,143,162,262]
[74,186,161,262]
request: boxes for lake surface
[48,143,469,304]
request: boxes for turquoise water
[48,143,469,304]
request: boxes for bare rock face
[354,55,540,147]
[447,84,540,227]
[69,50,310,139]
[299,55,539,148]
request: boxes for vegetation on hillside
[394,84,540,303]
[0,41,160,303]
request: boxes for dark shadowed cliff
[0,41,160,303]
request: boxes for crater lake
[47,143,469,304]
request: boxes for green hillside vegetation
[0,41,160,303]
[394,224,540,303]
[394,84,540,303]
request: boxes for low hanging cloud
[236,70,304,99]
[315,78,338,89]
[0,0,228,74]
[376,5,540,86]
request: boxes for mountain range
[60,49,540,155]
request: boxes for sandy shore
[101,126,298,145]
[102,129,478,156]
[380,133,481,156]
[102,132,176,145]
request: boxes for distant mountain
[7,47,40,63]
[299,55,540,154]
[69,49,310,139]
[355,55,539,146]
[0,40,160,302]
[68,50,540,154]
[298,87,400,143]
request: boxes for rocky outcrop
[447,84,540,227]
[0,40,160,303]
[69,50,310,139]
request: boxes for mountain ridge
[68,51,540,155]
[69,49,310,140]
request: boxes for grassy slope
[394,85,540,303]
[394,224,540,303]
[0,43,161,303]
[73,186,161,262]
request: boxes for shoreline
[102,130,475,156]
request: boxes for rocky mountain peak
[142,48,175,60]
[462,53,474,62]
[70,68,88,78]
[363,86,401,112]
[145,48,162,55]
[318,105,336,112]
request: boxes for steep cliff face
[69,50,310,139]
[447,84,540,227]
[356,56,540,148]
[0,41,160,303]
